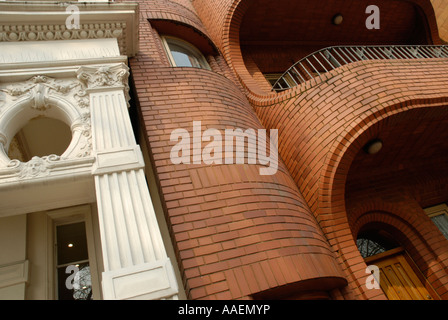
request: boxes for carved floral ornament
[0,74,89,178]
[0,64,130,179]
[0,23,127,55]
[76,63,130,97]
[0,74,89,112]
[7,154,60,179]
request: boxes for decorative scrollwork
[9,154,61,179]
[0,75,88,111]
[72,112,92,158]
[0,23,126,54]
[1,75,80,111]
[77,63,130,90]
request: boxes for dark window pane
[56,222,88,265]
[431,214,448,240]
[357,231,399,258]
[58,263,92,300]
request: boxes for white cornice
[0,1,139,57]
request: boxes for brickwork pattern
[127,0,448,300]
[248,59,448,299]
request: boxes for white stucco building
[0,1,183,300]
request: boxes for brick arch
[351,208,448,299]
[147,0,210,38]
[318,101,448,299]
[149,19,219,56]
[216,0,442,97]
[221,0,267,96]
[431,0,448,42]
[132,65,349,299]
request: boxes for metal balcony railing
[271,45,448,92]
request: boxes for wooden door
[366,248,435,300]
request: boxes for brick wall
[129,0,348,299]
[127,0,448,300]
[247,59,448,299]
[130,65,348,299]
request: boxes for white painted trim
[102,259,179,300]
[0,39,121,64]
[0,54,179,299]
[161,35,211,70]
[0,260,29,289]
[0,2,139,56]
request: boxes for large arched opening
[224,0,440,94]
[319,103,448,299]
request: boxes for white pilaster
[0,215,28,300]
[78,63,179,300]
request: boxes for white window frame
[161,36,211,70]
[48,205,103,300]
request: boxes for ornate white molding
[0,2,139,57]
[0,23,124,42]
[0,60,180,300]
[8,155,60,179]
[77,63,129,90]
[77,63,130,103]
[0,73,94,168]
[0,74,88,111]
[0,39,121,65]
[72,112,93,158]
[1,75,77,111]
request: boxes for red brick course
[130,62,347,298]
[126,0,448,300]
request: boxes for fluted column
[77,63,178,300]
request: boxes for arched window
[162,36,211,70]
[356,230,399,258]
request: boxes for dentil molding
[0,1,139,57]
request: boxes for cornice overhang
[0,1,139,57]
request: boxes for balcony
[271,45,448,92]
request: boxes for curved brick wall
[131,65,347,299]
[247,59,448,298]
[128,0,448,300]
[192,0,442,96]
[128,0,348,300]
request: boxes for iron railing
[271,45,448,92]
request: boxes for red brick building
[1,0,447,301]
[129,0,448,300]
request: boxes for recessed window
[56,222,92,300]
[162,36,211,70]
[424,204,448,240]
[357,231,399,258]
[265,73,295,90]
